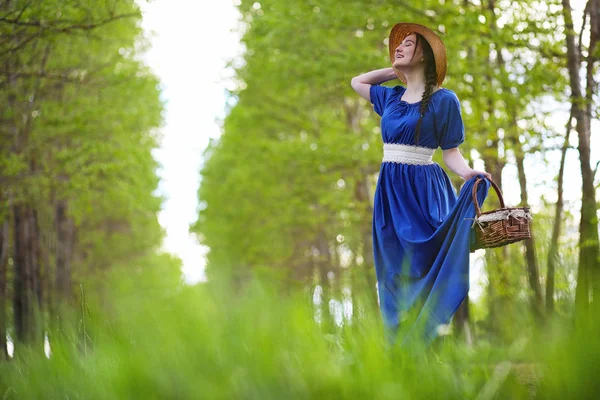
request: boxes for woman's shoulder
[438,87,458,101]
[392,84,406,92]
[378,84,405,104]
[431,87,461,107]
[434,87,458,99]
[382,84,405,95]
[370,83,405,98]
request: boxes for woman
[351,23,491,346]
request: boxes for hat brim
[388,23,447,86]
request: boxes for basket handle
[472,177,505,218]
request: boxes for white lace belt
[382,143,435,165]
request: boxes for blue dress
[369,84,490,346]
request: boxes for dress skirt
[372,162,490,345]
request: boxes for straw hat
[388,23,447,86]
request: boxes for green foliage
[1,0,171,270]
[2,0,594,392]
[192,0,573,330]
[0,273,599,399]
[0,0,181,344]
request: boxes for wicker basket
[471,177,532,250]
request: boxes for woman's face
[392,33,422,69]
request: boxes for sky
[138,0,241,283]
[137,0,597,294]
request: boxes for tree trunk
[562,0,600,316]
[344,99,379,310]
[482,158,509,337]
[453,296,474,346]
[32,209,42,311]
[547,114,572,314]
[13,205,41,345]
[0,220,9,360]
[354,176,379,309]
[314,230,334,327]
[13,205,30,344]
[56,200,74,303]
[515,151,544,320]
[583,0,600,306]
[585,1,599,119]
[487,0,545,320]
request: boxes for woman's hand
[461,169,492,181]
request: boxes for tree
[560,0,600,318]
[0,0,178,352]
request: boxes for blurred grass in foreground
[0,271,599,400]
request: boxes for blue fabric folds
[369,84,490,346]
[369,84,465,149]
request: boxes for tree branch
[0,12,140,32]
[0,69,89,82]
[577,1,591,55]
[0,12,140,55]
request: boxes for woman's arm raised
[350,67,397,101]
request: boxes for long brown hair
[412,34,437,145]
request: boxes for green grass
[1,275,599,399]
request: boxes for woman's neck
[402,69,427,96]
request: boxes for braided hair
[412,34,437,146]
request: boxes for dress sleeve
[437,93,465,150]
[369,84,395,116]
